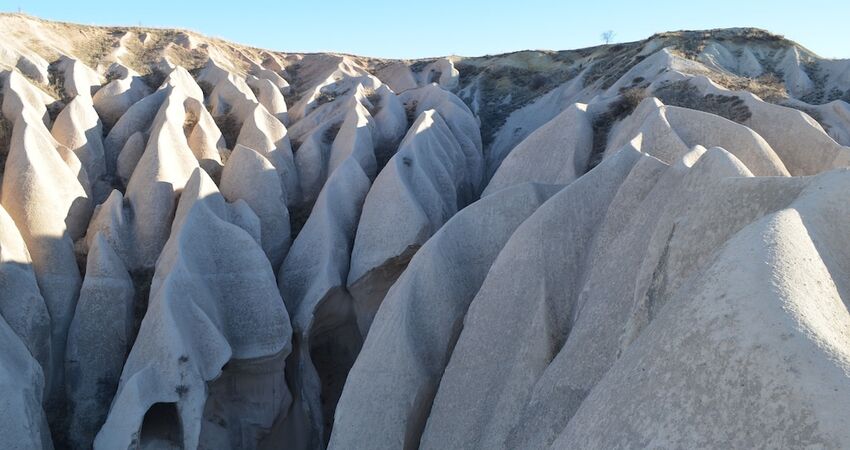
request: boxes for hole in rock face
[140,402,183,448]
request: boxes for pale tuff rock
[207,71,260,123]
[236,103,299,206]
[330,182,559,450]
[419,148,642,449]
[95,169,292,449]
[295,96,376,207]
[0,312,51,449]
[160,66,205,104]
[485,75,586,178]
[551,170,850,448]
[675,75,850,175]
[92,64,152,128]
[507,147,753,449]
[369,84,408,154]
[124,86,199,269]
[1,71,91,422]
[52,56,102,100]
[278,157,371,447]
[606,97,790,176]
[115,130,146,187]
[328,102,377,179]
[183,97,226,179]
[248,75,290,125]
[483,103,592,195]
[375,62,418,93]
[400,84,484,200]
[51,96,110,202]
[102,88,167,177]
[249,62,290,93]
[2,70,52,126]
[0,204,51,377]
[2,17,850,449]
[65,233,135,450]
[220,144,291,271]
[347,109,482,336]
[416,58,460,90]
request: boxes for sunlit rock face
[1,14,850,449]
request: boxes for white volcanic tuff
[206,71,260,122]
[416,58,460,89]
[418,147,642,449]
[220,144,291,272]
[248,75,290,125]
[400,84,484,199]
[506,147,754,449]
[369,84,408,153]
[1,71,92,417]
[249,62,290,93]
[65,233,135,450]
[288,82,376,144]
[115,130,146,186]
[161,65,205,104]
[0,311,51,449]
[102,66,206,177]
[184,96,226,179]
[92,64,152,128]
[278,157,371,448]
[551,169,850,448]
[787,98,850,146]
[483,103,592,196]
[102,87,168,177]
[291,82,406,173]
[235,103,300,206]
[606,97,790,176]
[375,62,419,93]
[1,69,53,126]
[53,56,103,99]
[95,169,292,449]
[328,102,377,179]
[123,85,200,270]
[681,75,850,175]
[330,182,560,450]
[347,109,483,336]
[51,95,110,202]
[0,204,51,378]
[486,75,587,178]
[288,55,379,124]
[295,96,377,207]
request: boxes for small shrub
[530,74,547,90]
[588,87,647,171]
[141,70,167,90]
[0,109,12,177]
[405,100,419,127]
[315,91,337,106]
[711,72,787,103]
[183,110,199,139]
[322,121,342,145]
[654,80,752,123]
[363,88,382,116]
[213,112,241,150]
[47,63,69,102]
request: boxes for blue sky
[4,1,849,59]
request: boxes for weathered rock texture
[0,14,849,449]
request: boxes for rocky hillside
[1,13,850,449]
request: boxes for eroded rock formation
[0,14,849,449]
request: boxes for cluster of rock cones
[1,14,850,449]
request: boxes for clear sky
[3,0,848,59]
